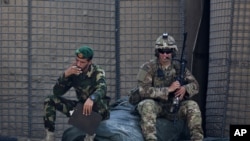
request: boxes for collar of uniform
[86,64,94,77]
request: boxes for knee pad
[137,99,159,115]
[180,100,201,115]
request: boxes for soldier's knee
[184,100,200,108]
[188,100,200,113]
[180,100,201,115]
[138,99,155,109]
[137,99,158,115]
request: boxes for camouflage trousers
[137,99,204,141]
[43,95,78,132]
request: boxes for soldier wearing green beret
[42,46,110,141]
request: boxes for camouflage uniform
[43,64,110,132]
[136,59,204,141]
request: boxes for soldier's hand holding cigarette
[64,65,82,77]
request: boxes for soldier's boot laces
[84,134,96,141]
[43,129,55,141]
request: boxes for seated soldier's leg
[43,95,77,141]
[179,100,204,141]
[137,99,161,141]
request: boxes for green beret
[75,46,94,60]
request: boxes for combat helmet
[154,33,178,57]
[155,33,178,51]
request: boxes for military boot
[83,134,96,141]
[43,129,55,141]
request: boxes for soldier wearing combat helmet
[134,33,204,141]
[43,46,110,141]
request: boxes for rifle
[169,32,188,113]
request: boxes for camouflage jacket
[53,64,110,119]
[136,58,199,101]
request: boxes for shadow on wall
[191,0,209,138]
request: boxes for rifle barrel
[180,32,188,60]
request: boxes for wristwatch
[89,94,96,102]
